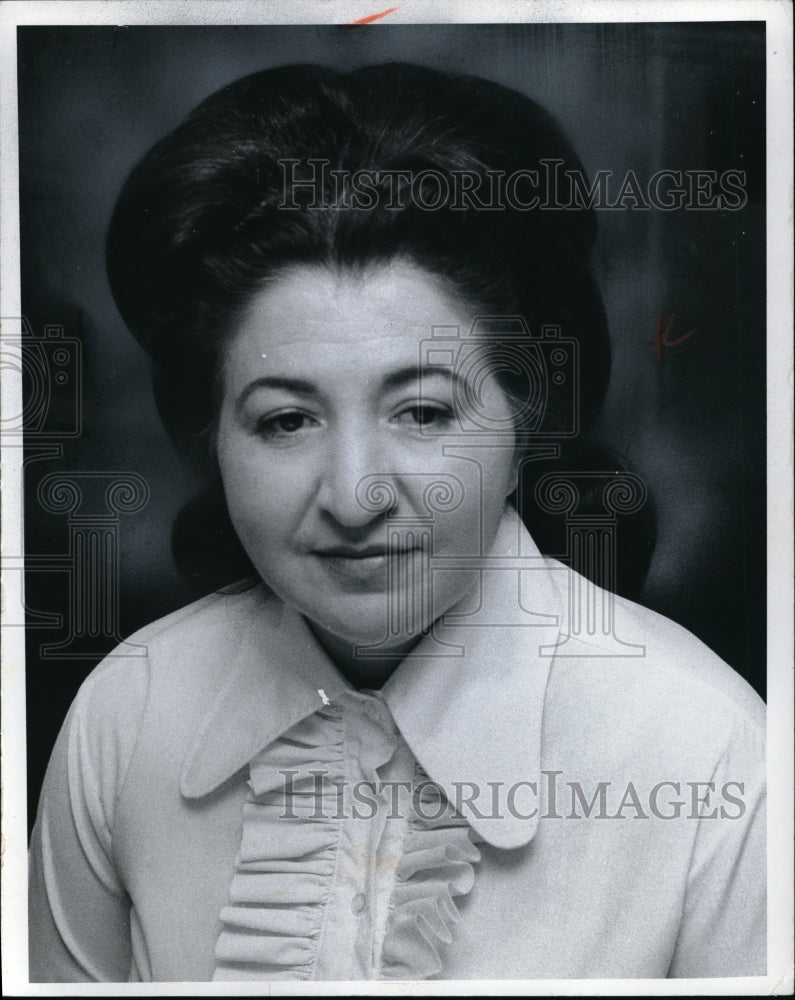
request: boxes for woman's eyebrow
[382,365,457,392]
[234,366,459,412]
[235,376,317,412]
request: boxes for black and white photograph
[1,1,792,992]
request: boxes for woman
[28,62,765,982]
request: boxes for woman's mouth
[312,545,423,587]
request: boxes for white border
[764,1,795,992]
[0,0,782,25]
[1,2,792,996]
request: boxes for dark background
[18,22,766,828]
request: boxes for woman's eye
[395,405,454,429]
[255,411,317,440]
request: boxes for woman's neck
[305,620,422,690]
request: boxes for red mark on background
[652,313,699,364]
[348,6,400,24]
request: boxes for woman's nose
[315,429,396,528]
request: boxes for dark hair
[107,62,632,593]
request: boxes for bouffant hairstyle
[107,62,630,592]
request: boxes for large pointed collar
[181,507,563,850]
[179,595,350,799]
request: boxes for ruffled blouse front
[212,690,482,982]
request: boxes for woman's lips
[312,546,423,586]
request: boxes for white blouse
[28,510,766,982]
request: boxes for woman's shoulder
[124,581,267,649]
[542,555,765,744]
[51,584,273,802]
[616,588,764,727]
[76,583,272,716]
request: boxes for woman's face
[216,259,519,653]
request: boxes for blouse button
[351,893,367,915]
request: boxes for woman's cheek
[229,449,321,559]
